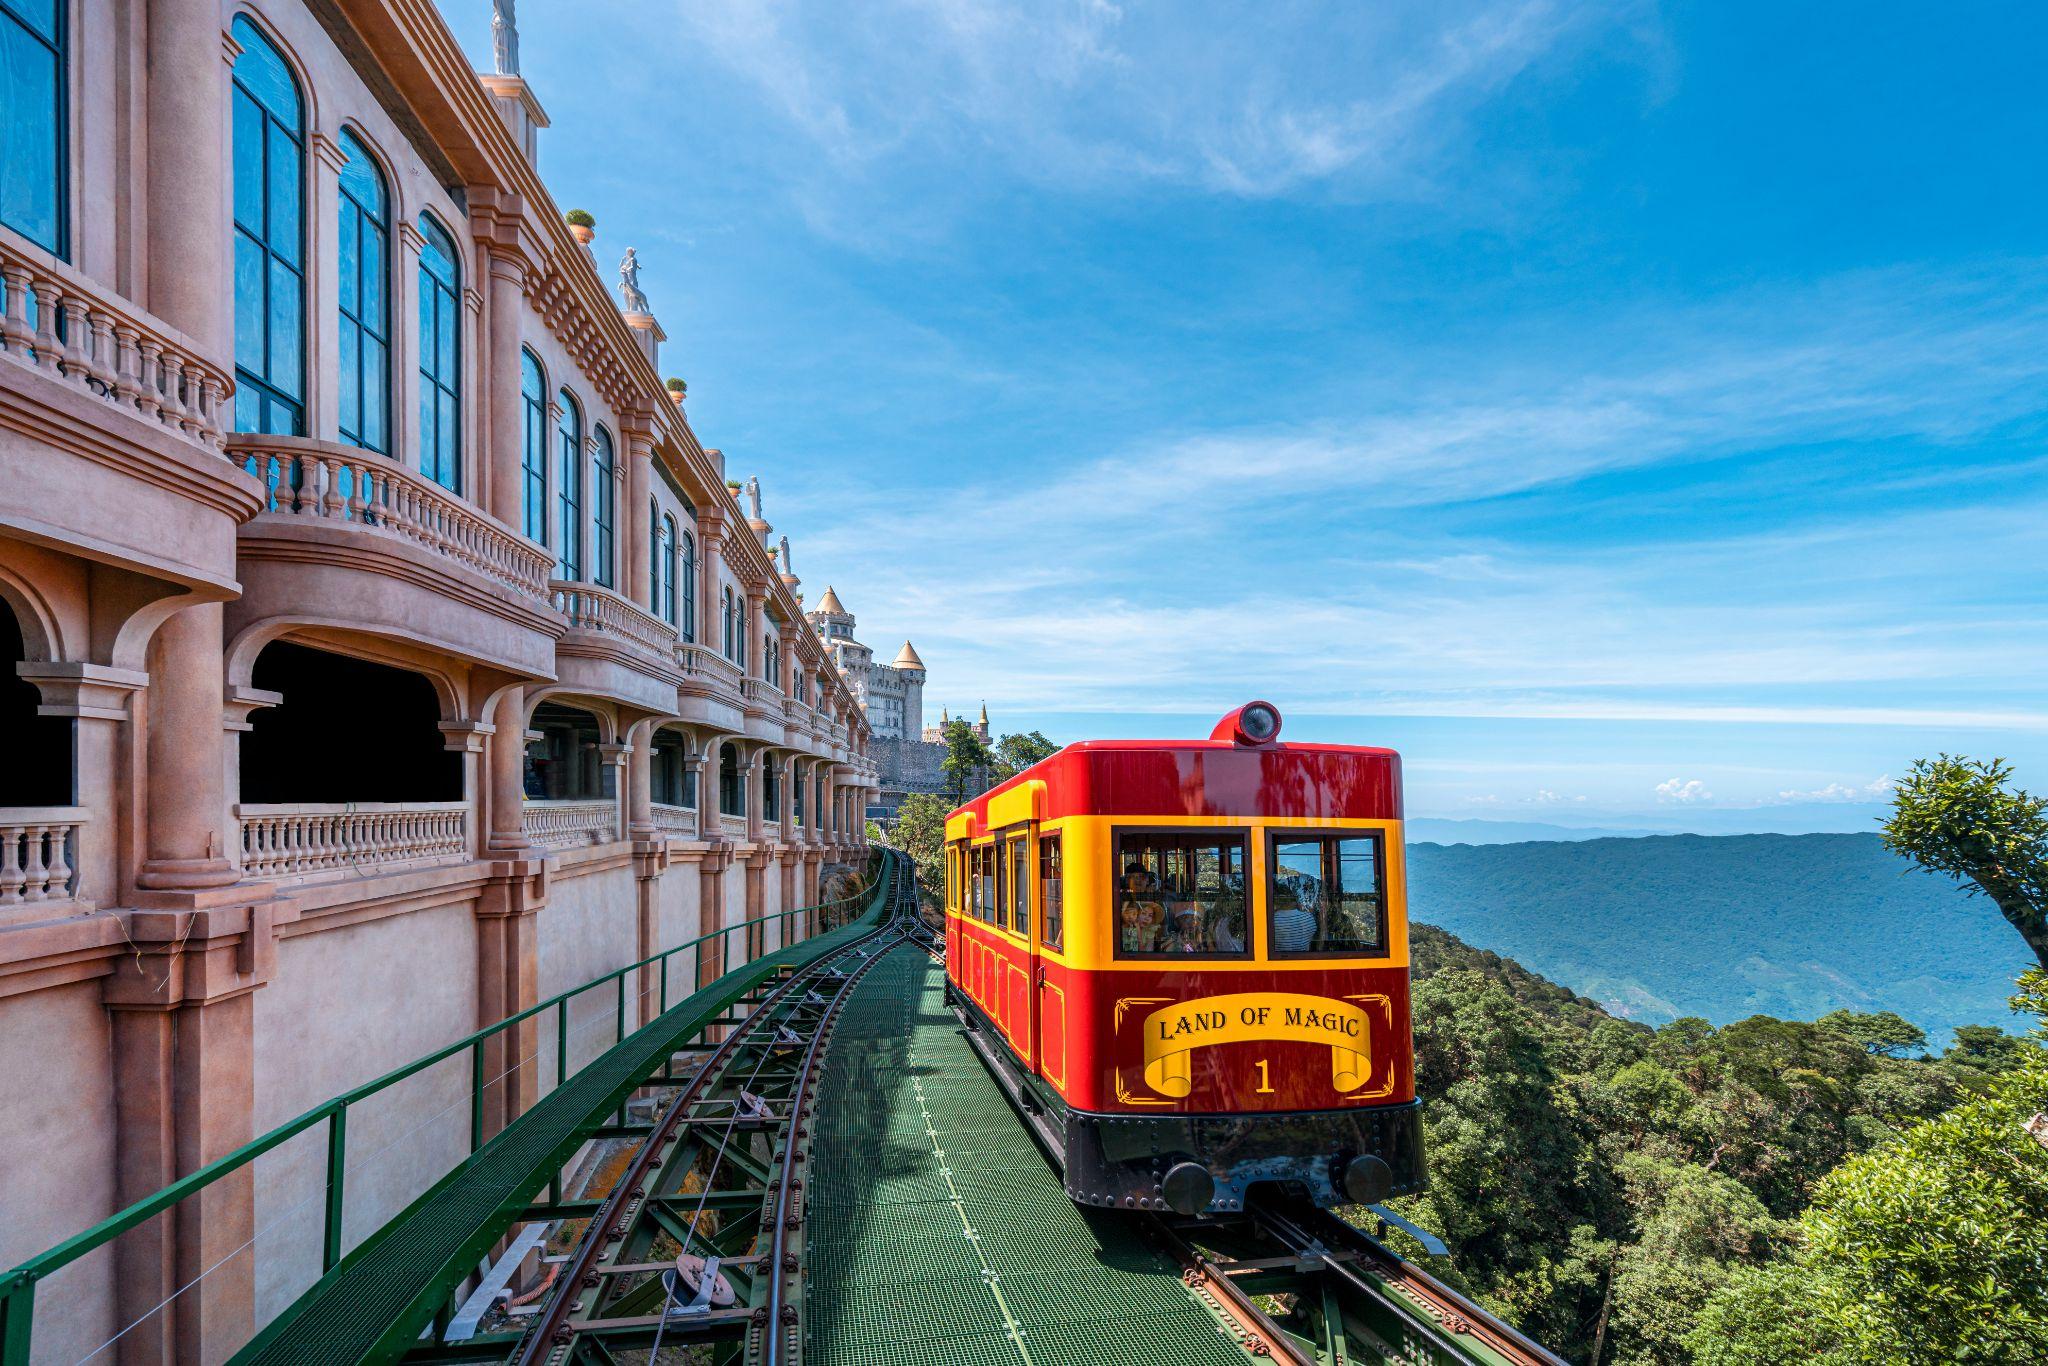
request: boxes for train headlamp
[1211,701,1284,746]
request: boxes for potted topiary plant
[565,209,596,244]
[665,377,687,405]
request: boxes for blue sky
[439,1,2048,829]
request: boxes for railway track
[507,854,920,1366]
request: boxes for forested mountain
[1394,922,2046,1363]
[1405,832,2025,1042]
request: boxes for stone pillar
[779,852,798,946]
[777,755,796,846]
[625,719,666,1023]
[697,516,725,661]
[598,741,630,840]
[624,420,654,609]
[480,243,529,529]
[744,746,766,844]
[745,589,766,681]
[18,663,147,906]
[307,134,347,440]
[694,740,721,842]
[485,687,531,854]
[696,845,728,987]
[136,605,236,891]
[146,0,231,359]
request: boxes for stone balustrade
[0,241,230,448]
[237,802,468,879]
[522,799,619,849]
[677,643,747,703]
[720,812,749,839]
[650,803,695,836]
[227,436,554,600]
[0,808,89,910]
[550,580,677,658]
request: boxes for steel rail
[760,857,918,1364]
[512,906,905,1364]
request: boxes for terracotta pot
[569,224,595,245]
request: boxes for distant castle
[805,587,989,819]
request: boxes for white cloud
[1655,778,1713,804]
[1775,776,1897,803]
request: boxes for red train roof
[951,739,1403,825]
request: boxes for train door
[1032,829,1065,1090]
[1007,828,1035,1064]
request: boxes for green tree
[939,719,993,801]
[891,792,948,904]
[1816,1008,1927,1058]
[1884,755,2048,969]
[991,730,1059,781]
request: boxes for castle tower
[891,641,926,740]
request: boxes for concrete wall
[252,897,482,1318]
[0,984,116,1366]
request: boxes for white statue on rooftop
[618,248,649,313]
[491,0,519,76]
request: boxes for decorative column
[393,219,427,462]
[693,739,722,842]
[476,227,529,529]
[476,684,543,1140]
[697,514,725,662]
[624,416,654,609]
[744,587,767,685]
[625,718,667,1024]
[307,133,347,440]
[743,748,767,960]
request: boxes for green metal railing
[0,854,883,1365]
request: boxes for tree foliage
[938,720,994,800]
[992,730,1059,781]
[1884,754,2048,969]
[891,792,947,905]
[1390,923,2045,1364]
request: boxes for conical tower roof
[892,640,925,669]
[814,585,847,615]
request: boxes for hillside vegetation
[1406,832,2026,1040]
[1394,922,2047,1363]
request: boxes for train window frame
[1263,826,1392,960]
[1108,826,1254,962]
[1039,830,1064,952]
[1006,830,1031,940]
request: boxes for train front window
[1268,831,1387,957]
[1111,831,1251,960]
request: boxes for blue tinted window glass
[233,235,266,373]
[267,258,301,396]
[0,3,63,253]
[231,91,263,230]
[336,129,385,219]
[266,124,299,265]
[230,18,301,129]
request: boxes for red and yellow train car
[943,702,1423,1217]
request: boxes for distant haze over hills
[1408,802,1894,844]
[1404,832,2026,1046]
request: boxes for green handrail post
[322,1104,348,1272]
[658,954,669,1013]
[1,1273,34,1366]
[556,998,569,1088]
[469,1039,485,1152]
[615,972,626,1043]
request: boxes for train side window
[1039,833,1064,951]
[1267,830,1388,957]
[1110,830,1251,960]
[1008,837,1030,940]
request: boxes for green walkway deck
[807,945,1249,1366]
[237,869,895,1366]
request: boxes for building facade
[0,1,875,1359]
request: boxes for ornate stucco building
[0,2,875,1358]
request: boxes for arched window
[592,426,616,588]
[680,531,698,644]
[767,639,781,688]
[0,0,64,254]
[336,129,389,455]
[417,213,461,491]
[721,586,735,661]
[231,17,306,436]
[520,350,546,544]
[657,513,677,625]
[555,390,582,580]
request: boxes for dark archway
[0,600,74,806]
[526,702,608,800]
[242,641,461,802]
[650,728,694,808]
[718,743,745,817]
